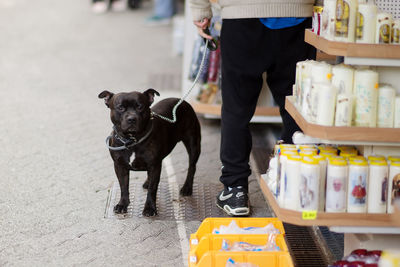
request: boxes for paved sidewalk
[0,1,273,266]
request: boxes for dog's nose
[127,116,136,124]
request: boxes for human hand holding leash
[194,18,218,51]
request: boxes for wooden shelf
[285,96,400,143]
[192,102,280,117]
[258,174,400,227]
[305,29,400,59]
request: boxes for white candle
[314,155,328,211]
[347,160,368,213]
[316,83,337,126]
[299,157,320,211]
[377,85,395,128]
[299,61,314,112]
[368,161,388,214]
[376,13,392,44]
[388,162,400,213]
[335,0,358,42]
[278,151,298,206]
[394,97,400,128]
[283,155,302,210]
[326,160,348,213]
[356,4,377,43]
[335,93,353,126]
[301,78,313,122]
[332,64,354,95]
[321,0,337,40]
[353,69,379,127]
[392,19,400,44]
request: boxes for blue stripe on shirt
[259,17,306,29]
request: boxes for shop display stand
[258,29,400,255]
[181,3,281,123]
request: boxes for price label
[302,210,317,220]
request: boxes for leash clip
[203,28,218,51]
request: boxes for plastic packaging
[388,161,400,213]
[221,234,280,252]
[226,258,258,267]
[299,157,320,211]
[213,220,280,235]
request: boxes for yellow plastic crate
[195,251,294,267]
[189,234,289,267]
[189,218,285,251]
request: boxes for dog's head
[98,89,160,135]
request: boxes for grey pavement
[0,0,273,266]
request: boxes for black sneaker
[216,186,250,216]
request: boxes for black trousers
[219,18,316,189]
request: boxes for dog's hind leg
[180,133,201,196]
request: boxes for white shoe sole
[216,202,250,216]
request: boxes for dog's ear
[98,90,114,108]
[143,88,160,105]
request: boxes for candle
[368,161,388,213]
[316,83,337,126]
[283,155,302,210]
[332,64,354,95]
[335,0,358,42]
[299,157,320,211]
[326,159,348,212]
[347,159,368,213]
[376,13,392,44]
[377,85,395,128]
[392,19,400,44]
[356,4,377,43]
[394,97,400,128]
[310,62,333,122]
[321,0,337,40]
[353,69,379,127]
[335,93,353,126]
[388,162,400,213]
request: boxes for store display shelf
[192,102,281,117]
[285,96,400,144]
[305,29,400,60]
[258,174,400,228]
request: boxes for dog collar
[106,119,153,151]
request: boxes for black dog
[99,89,201,216]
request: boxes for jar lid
[313,155,326,162]
[349,155,366,161]
[368,155,386,161]
[329,159,348,166]
[370,160,388,166]
[300,150,317,157]
[280,144,296,149]
[349,159,368,166]
[281,147,298,152]
[302,157,319,165]
[281,151,298,156]
[328,155,346,161]
[299,145,315,149]
[287,155,302,162]
[340,151,358,158]
[338,146,356,151]
[388,155,400,162]
[390,161,400,167]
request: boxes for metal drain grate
[284,223,329,267]
[319,226,344,262]
[105,181,228,220]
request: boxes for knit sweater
[190,0,315,21]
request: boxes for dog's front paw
[180,185,193,196]
[114,203,128,214]
[142,203,157,217]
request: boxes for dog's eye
[137,104,144,111]
[116,105,125,112]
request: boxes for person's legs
[266,18,316,143]
[217,19,268,216]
